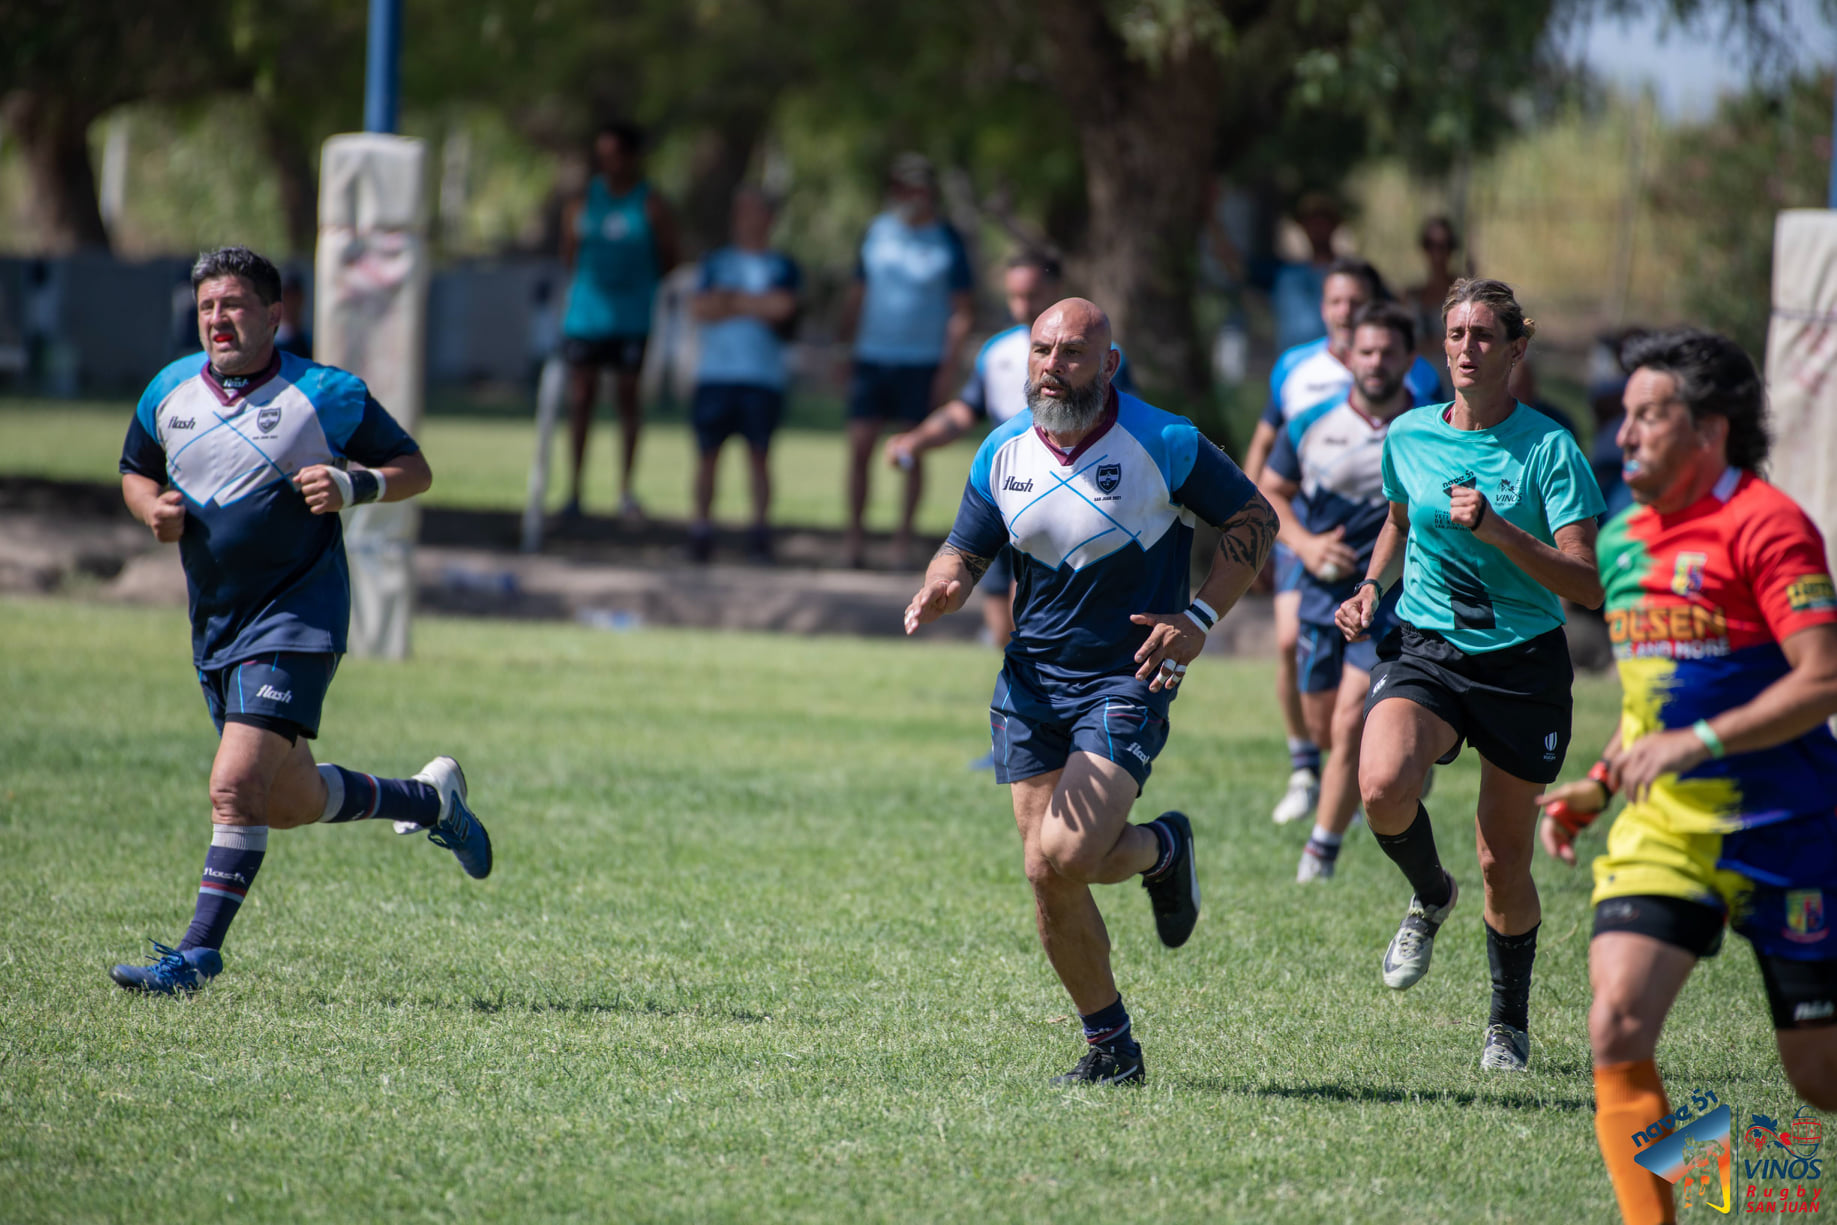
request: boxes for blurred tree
[0,0,241,251]
[1651,70,1835,356]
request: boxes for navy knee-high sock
[317,764,441,826]
[1372,803,1452,908]
[179,824,267,951]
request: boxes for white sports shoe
[1295,842,1336,883]
[1381,874,1459,989]
[396,755,465,836]
[1480,1023,1530,1072]
[1271,768,1319,825]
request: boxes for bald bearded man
[905,299,1277,1084]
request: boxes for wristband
[1543,797,1599,838]
[1183,609,1211,635]
[348,468,385,505]
[1473,497,1488,529]
[1692,719,1727,759]
[1190,597,1219,626]
[1587,758,1616,799]
[1354,578,1383,600]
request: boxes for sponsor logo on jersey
[1671,551,1708,598]
[1785,889,1827,944]
[1788,574,1837,614]
[1493,476,1520,508]
[1441,468,1477,495]
[1095,463,1122,494]
[1606,601,1732,660]
[167,416,196,431]
[1003,476,1034,493]
[1124,742,1151,765]
[257,407,282,434]
[255,684,293,704]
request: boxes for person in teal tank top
[559,121,680,521]
[1334,278,1606,1073]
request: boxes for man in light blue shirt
[688,188,801,562]
[838,153,975,569]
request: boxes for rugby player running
[111,246,491,994]
[905,298,1276,1084]
[1256,302,1421,883]
[1536,331,1837,1225]
[1337,278,1604,1071]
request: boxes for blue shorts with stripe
[1274,542,1304,593]
[989,662,1172,790]
[199,652,339,740]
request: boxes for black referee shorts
[1365,622,1574,784]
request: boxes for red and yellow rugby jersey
[1600,468,1837,833]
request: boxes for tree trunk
[1034,0,1221,418]
[259,107,319,257]
[680,114,767,259]
[2,91,110,252]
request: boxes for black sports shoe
[1051,1042,1146,1086]
[1142,811,1199,948]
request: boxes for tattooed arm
[904,541,992,634]
[1195,493,1280,620]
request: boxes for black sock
[1079,995,1134,1050]
[1487,922,1539,1032]
[1372,803,1452,908]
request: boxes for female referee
[1335,278,1605,1072]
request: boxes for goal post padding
[314,134,431,659]
[1766,209,1837,553]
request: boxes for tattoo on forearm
[936,542,991,585]
[1218,499,1279,573]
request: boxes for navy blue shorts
[692,382,783,453]
[563,334,648,373]
[983,544,1015,591]
[847,361,937,423]
[1274,543,1304,594]
[989,665,1172,790]
[199,652,339,742]
[1296,618,1381,694]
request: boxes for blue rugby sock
[1080,996,1134,1050]
[179,824,267,951]
[318,764,441,826]
[1288,737,1321,773]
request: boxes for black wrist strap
[1354,578,1383,599]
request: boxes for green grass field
[0,397,979,536]
[0,597,1802,1223]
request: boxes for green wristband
[1691,719,1727,759]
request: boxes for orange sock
[1595,1060,1677,1225]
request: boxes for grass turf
[0,597,1797,1223]
[0,397,978,536]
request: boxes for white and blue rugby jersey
[1266,396,1398,624]
[694,246,800,390]
[120,351,419,671]
[1261,337,1443,429]
[958,325,1135,425]
[946,390,1259,683]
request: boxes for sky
[1563,0,1837,118]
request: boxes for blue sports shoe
[110,940,222,994]
[415,755,492,880]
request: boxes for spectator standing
[838,154,976,569]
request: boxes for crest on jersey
[1785,890,1827,944]
[257,407,282,434]
[1672,552,1708,598]
[1095,463,1122,494]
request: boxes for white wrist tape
[325,465,355,506]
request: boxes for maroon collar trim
[203,350,282,406]
[1034,386,1119,467]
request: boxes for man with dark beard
[904,298,1277,1084]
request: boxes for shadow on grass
[1198,1079,1593,1113]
